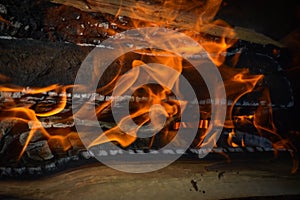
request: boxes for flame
[0,85,75,159]
[88,58,184,148]
[253,89,298,173]
[221,69,264,128]
[227,131,239,148]
[128,0,235,67]
[0,0,298,173]
[196,19,237,66]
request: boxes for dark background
[216,0,300,41]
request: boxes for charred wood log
[49,0,284,47]
[0,35,293,107]
[1,0,285,46]
[51,0,222,30]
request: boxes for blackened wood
[0,36,293,108]
[0,38,92,87]
[51,0,222,31]
[50,0,284,47]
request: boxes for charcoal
[54,155,80,168]
[0,167,11,177]
[26,140,54,161]
[27,166,43,175]
[233,131,273,148]
[0,119,19,156]
[19,130,45,146]
[47,139,71,156]
[0,144,290,178]
[0,120,15,141]
[67,134,84,150]
[43,162,57,172]
[226,147,244,153]
[12,167,26,176]
[80,150,94,159]
[0,134,14,154]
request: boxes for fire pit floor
[0,154,299,200]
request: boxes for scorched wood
[0,38,92,86]
[50,0,284,47]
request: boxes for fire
[253,89,298,173]
[227,131,239,148]
[223,69,264,128]
[0,85,75,159]
[83,57,185,148]
[196,19,237,66]
[0,0,298,173]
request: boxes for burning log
[0,85,296,178]
[49,0,283,47]
[0,36,293,104]
[0,26,296,175]
[51,0,222,29]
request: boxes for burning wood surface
[49,0,284,47]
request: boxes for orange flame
[0,85,75,159]
[227,131,239,148]
[88,58,184,148]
